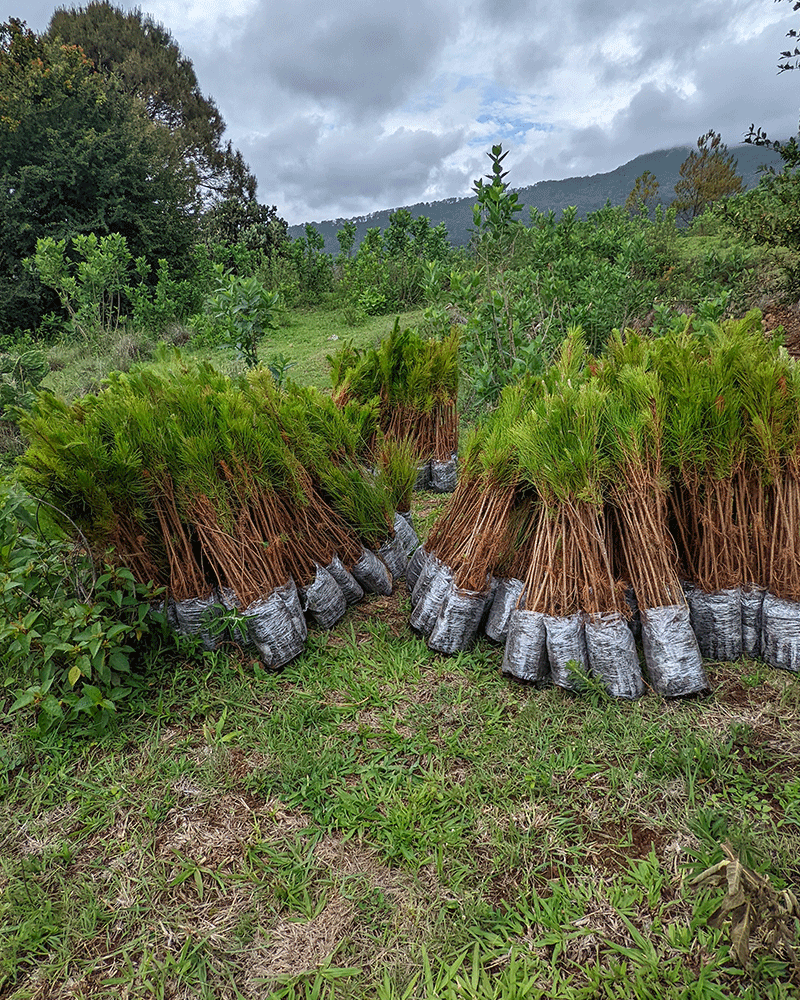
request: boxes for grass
[266,307,426,392]
[1,491,800,997]
[36,306,427,402]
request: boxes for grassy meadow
[1,309,799,999]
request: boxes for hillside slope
[289,143,784,251]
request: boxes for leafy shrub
[337,212,454,318]
[287,225,335,306]
[193,270,280,366]
[0,489,163,735]
[25,233,133,341]
[128,257,200,332]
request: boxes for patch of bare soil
[324,591,410,647]
[587,820,673,875]
[153,793,310,866]
[763,304,800,357]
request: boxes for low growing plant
[0,349,48,419]
[0,489,163,735]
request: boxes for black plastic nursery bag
[761,592,800,673]
[685,584,742,661]
[430,453,458,493]
[640,603,707,697]
[301,564,347,629]
[406,546,430,592]
[409,557,454,636]
[244,579,307,667]
[501,608,550,685]
[172,593,222,650]
[427,580,492,654]
[326,555,364,604]
[351,547,393,596]
[378,533,409,580]
[585,611,644,699]
[393,511,420,559]
[741,584,765,660]
[545,612,590,691]
[484,577,526,643]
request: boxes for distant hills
[288,143,785,252]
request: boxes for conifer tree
[673,131,744,222]
[625,170,660,217]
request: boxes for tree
[201,197,289,259]
[625,170,660,217]
[336,220,357,259]
[472,144,523,241]
[743,1,800,163]
[0,18,196,335]
[774,0,800,72]
[673,131,744,222]
[47,1,256,202]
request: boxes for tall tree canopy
[47,1,256,202]
[0,17,195,334]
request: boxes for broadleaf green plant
[0,489,163,736]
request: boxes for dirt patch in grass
[764,304,800,357]
[154,794,310,866]
[350,592,410,637]
[245,893,355,983]
[316,834,411,902]
[588,819,674,873]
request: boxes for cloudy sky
[14,0,800,225]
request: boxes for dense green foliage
[47,0,256,201]
[289,144,783,252]
[0,488,163,735]
[0,19,197,336]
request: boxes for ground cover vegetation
[3,3,800,994]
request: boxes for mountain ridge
[288,143,785,251]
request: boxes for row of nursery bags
[407,550,800,699]
[160,512,420,666]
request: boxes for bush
[191,270,280,366]
[0,489,163,736]
[0,349,48,419]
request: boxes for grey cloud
[9,0,799,226]
[476,0,544,25]
[533,16,799,188]
[240,121,467,222]
[220,0,459,119]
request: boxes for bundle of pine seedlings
[733,325,800,671]
[248,373,410,591]
[409,379,540,651]
[17,353,405,664]
[330,319,460,491]
[598,353,706,697]
[483,493,539,644]
[504,349,643,698]
[651,315,772,662]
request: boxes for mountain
[288,143,785,252]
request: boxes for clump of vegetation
[16,351,396,610]
[330,319,460,470]
[0,487,163,735]
[418,310,800,690]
